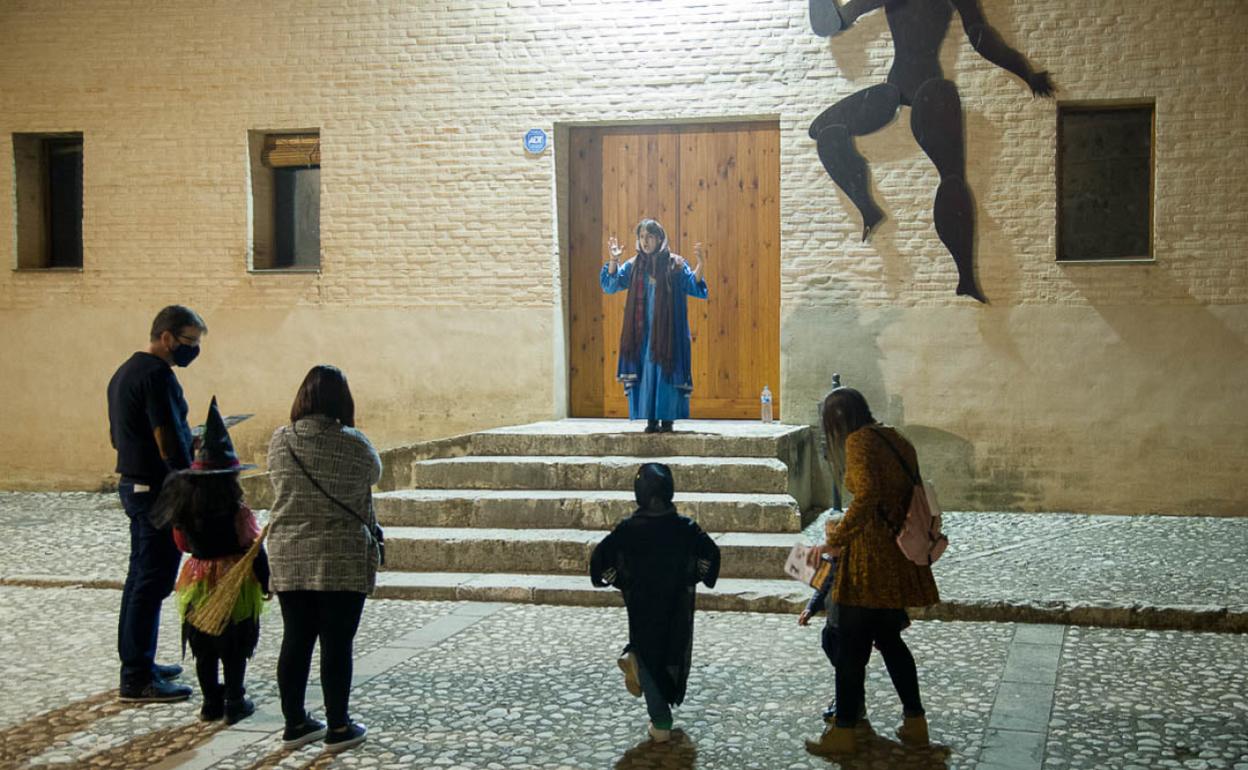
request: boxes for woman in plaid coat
[267,365,382,754]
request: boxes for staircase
[365,419,827,613]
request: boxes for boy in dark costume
[590,463,720,742]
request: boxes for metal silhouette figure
[809,0,1055,302]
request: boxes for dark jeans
[821,612,866,720]
[277,590,366,730]
[636,657,673,729]
[117,481,182,689]
[834,605,924,728]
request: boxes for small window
[13,132,83,269]
[249,131,320,270]
[1057,103,1154,261]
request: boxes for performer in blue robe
[601,219,708,433]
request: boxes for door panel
[569,122,780,419]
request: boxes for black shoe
[199,698,224,721]
[644,420,659,434]
[282,717,327,750]
[224,697,255,725]
[152,663,183,680]
[658,420,674,433]
[119,678,192,703]
[823,701,869,727]
[324,722,368,753]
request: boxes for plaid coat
[266,416,382,593]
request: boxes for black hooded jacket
[590,506,721,705]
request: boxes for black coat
[589,508,720,705]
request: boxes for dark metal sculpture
[809,0,1055,302]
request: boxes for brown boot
[805,723,856,756]
[896,714,929,747]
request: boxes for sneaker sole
[617,656,642,698]
[282,728,327,751]
[324,733,367,754]
[118,693,191,703]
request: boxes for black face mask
[171,342,200,367]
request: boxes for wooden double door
[568,122,781,419]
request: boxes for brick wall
[0,1,1245,513]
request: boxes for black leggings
[195,654,247,701]
[276,591,366,730]
[185,618,259,701]
[834,605,924,728]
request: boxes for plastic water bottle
[760,385,773,423]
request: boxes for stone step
[408,455,790,494]
[373,571,809,614]
[382,527,800,580]
[367,572,1248,633]
[373,489,803,533]
[469,419,808,459]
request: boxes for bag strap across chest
[869,426,920,485]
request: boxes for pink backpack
[872,428,948,566]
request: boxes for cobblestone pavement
[1,493,1247,768]
[0,585,1245,769]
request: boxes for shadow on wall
[784,303,1051,511]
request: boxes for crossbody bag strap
[870,425,921,485]
[283,435,372,531]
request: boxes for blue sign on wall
[523,128,548,154]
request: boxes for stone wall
[0,1,1244,513]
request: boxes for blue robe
[601,258,709,421]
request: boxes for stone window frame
[1055,100,1156,264]
[11,131,84,272]
[247,129,322,273]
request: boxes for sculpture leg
[933,178,984,301]
[810,84,901,242]
[911,79,986,302]
[815,125,884,241]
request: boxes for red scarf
[619,247,677,371]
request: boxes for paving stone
[981,727,1046,769]
[1002,641,1063,685]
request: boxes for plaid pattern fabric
[266,416,383,593]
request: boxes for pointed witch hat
[187,396,257,474]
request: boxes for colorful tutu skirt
[175,555,265,660]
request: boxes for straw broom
[186,523,270,636]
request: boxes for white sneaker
[617,652,642,697]
[648,722,672,743]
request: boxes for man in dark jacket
[590,463,720,742]
[107,304,206,703]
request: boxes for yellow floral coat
[825,425,940,609]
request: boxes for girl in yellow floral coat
[805,387,939,757]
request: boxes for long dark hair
[150,471,244,554]
[821,387,877,485]
[290,365,355,427]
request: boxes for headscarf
[619,220,678,371]
[634,462,676,515]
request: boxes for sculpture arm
[952,0,1055,96]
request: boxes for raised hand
[608,235,624,260]
[693,241,705,280]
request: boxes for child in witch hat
[151,397,268,724]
